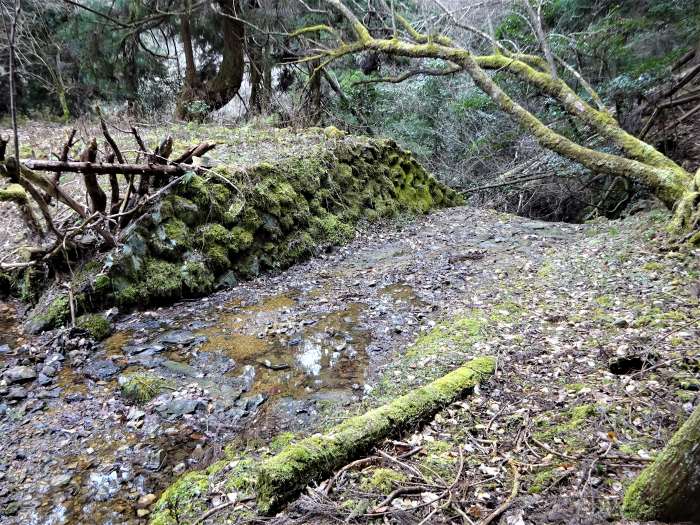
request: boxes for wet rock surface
[0,207,581,524]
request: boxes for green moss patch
[359,468,406,494]
[76,313,112,341]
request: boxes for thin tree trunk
[8,0,21,182]
[180,6,197,89]
[623,404,700,522]
[307,59,322,123]
[248,40,265,113]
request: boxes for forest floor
[0,204,699,525]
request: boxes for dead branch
[477,460,520,525]
[461,172,558,193]
[98,110,125,164]
[172,142,217,164]
[22,159,196,176]
[663,63,700,99]
[49,128,78,200]
[80,138,107,213]
[353,64,462,85]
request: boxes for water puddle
[196,294,369,399]
[379,283,424,306]
[11,288,384,524]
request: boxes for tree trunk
[176,3,201,119]
[57,87,70,123]
[248,40,268,113]
[306,59,322,123]
[623,404,700,522]
[206,0,245,110]
[124,35,139,114]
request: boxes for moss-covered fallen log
[255,355,496,514]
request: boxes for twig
[324,456,379,496]
[579,442,612,494]
[97,108,125,164]
[477,460,519,525]
[192,496,253,525]
[373,485,424,510]
[531,437,581,461]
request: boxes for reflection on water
[296,339,323,376]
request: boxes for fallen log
[255,355,496,514]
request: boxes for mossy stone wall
[26,135,460,332]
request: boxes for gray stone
[156,398,204,418]
[44,353,64,367]
[191,352,236,376]
[235,365,256,392]
[241,393,267,412]
[83,360,121,381]
[4,366,36,384]
[37,389,61,399]
[7,387,28,399]
[0,344,11,354]
[162,359,202,377]
[41,365,57,377]
[124,343,165,356]
[37,373,53,386]
[141,448,165,471]
[158,330,197,346]
[50,473,73,487]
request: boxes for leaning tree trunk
[316,0,700,238]
[622,404,700,522]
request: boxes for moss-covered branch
[0,183,27,203]
[256,355,495,514]
[395,14,452,46]
[353,64,462,85]
[289,24,337,39]
[316,0,694,212]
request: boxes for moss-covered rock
[76,313,112,341]
[25,294,71,334]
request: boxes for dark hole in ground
[608,355,653,375]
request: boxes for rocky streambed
[0,207,582,524]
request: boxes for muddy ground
[1,205,698,525]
